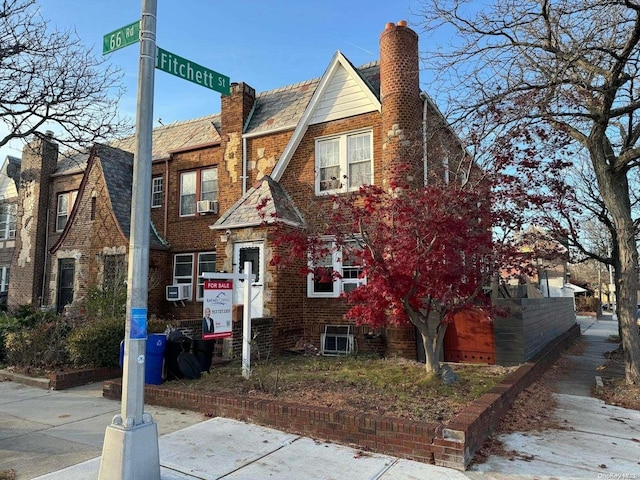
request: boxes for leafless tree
[420,0,640,383]
[0,0,131,153]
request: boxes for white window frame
[0,203,17,240]
[307,239,366,298]
[196,251,216,301]
[173,253,194,300]
[56,191,77,232]
[0,266,9,292]
[315,129,373,195]
[151,176,163,208]
[180,167,218,217]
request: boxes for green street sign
[156,47,230,95]
[103,20,140,55]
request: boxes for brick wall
[8,135,59,309]
[432,323,580,469]
[103,379,440,464]
[102,322,579,470]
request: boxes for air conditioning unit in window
[321,325,354,356]
[166,284,191,301]
[196,200,218,214]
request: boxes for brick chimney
[221,82,256,135]
[220,82,255,199]
[8,132,59,309]
[380,20,422,190]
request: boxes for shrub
[67,317,125,368]
[5,318,73,369]
[575,296,601,313]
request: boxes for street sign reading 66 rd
[103,20,140,54]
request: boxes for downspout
[163,156,169,239]
[40,207,50,308]
[242,102,256,196]
[420,92,429,186]
[242,138,248,195]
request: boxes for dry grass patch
[161,355,516,423]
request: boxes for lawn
[161,354,516,423]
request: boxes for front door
[57,258,75,314]
[233,242,264,318]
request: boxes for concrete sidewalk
[469,316,640,479]
[2,315,639,479]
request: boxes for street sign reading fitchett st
[156,47,230,95]
[103,21,230,95]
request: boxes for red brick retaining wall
[49,366,121,390]
[103,323,581,470]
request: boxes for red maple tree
[265,179,522,375]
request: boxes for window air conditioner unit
[166,284,191,301]
[197,200,218,214]
[321,325,354,356]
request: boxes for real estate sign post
[202,280,233,339]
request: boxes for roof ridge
[154,112,220,130]
[254,59,379,100]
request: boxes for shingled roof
[111,114,221,161]
[245,61,380,136]
[94,144,168,249]
[211,176,304,230]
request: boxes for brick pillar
[380,20,422,190]
[8,133,59,309]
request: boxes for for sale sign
[202,280,233,339]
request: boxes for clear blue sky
[2,0,428,159]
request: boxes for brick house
[3,21,468,359]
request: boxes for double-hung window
[173,251,217,301]
[307,239,366,298]
[196,251,216,300]
[0,266,9,292]
[151,176,163,208]
[0,203,17,240]
[180,167,218,216]
[173,254,194,300]
[56,191,77,232]
[316,130,373,194]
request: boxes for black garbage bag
[165,330,192,380]
[177,351,202,379]
[192,339,215,373]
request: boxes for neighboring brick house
[4,21,468,359]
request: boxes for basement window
[321,325,354,356]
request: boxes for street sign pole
[99,0,159,478]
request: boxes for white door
[233,241,264,318]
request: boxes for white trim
[173,253,194,300]
[307,238,365,298]
[271,51,381,182]
[242,124,297,139]
[315,128,373,195]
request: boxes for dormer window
[316,129,373,194]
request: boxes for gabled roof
[244,60,380,136]
[211,176,305,230]
[111,114,221,161]
[270,52,381,181]
[50,143,168,253]
[53,151,90,176]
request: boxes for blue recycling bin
[119,334,167,385]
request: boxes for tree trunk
[590,143,640,384]
[410,308,443,375]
